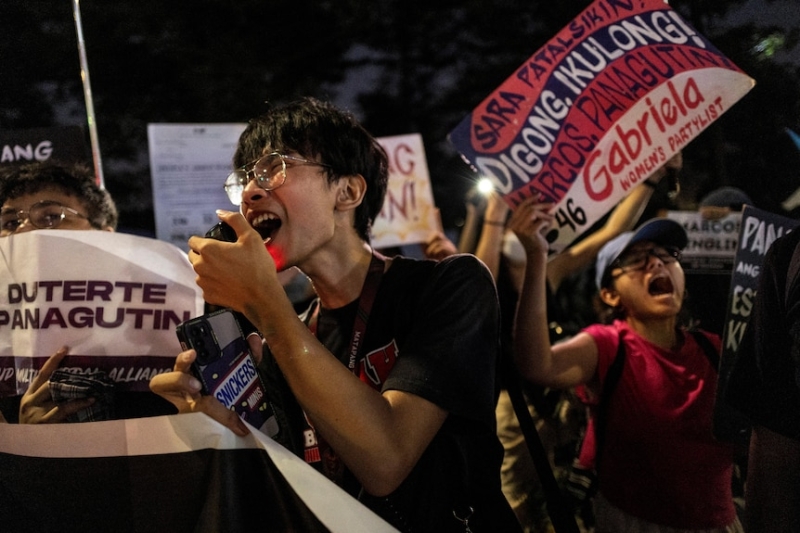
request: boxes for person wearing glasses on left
[0,161,122,424]
[0,161,117,236]
[0,161,173,424]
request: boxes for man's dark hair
[0,161,118,230]
[233,97,389,242]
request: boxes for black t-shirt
[259,254,520,532]
[726,229,800,438]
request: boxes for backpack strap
[687,330,720,370]
[502,351,581,533]
[594,333,626,462]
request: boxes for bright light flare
[477,178,495,196]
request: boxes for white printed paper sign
[449,0,755,253]
[371,134,439,249]
[0,231,204,396]
[148,123,246,251]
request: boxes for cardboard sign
[714,206,799,442]
[0,230,204,396]
[667,210,741,274]
[449,0,755,252]
[371,134,439,249]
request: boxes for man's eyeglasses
[0,200,89,235]
[223,152,333,206]
[610,245,683,277]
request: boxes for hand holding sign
[507,195,556,258]
[18,347,96,424]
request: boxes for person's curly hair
[0,161,118,230]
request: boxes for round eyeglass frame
[223,152,333,206]
[609,245,683,279]
[0,200,90,235]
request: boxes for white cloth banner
[0,413,398,532]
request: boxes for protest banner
[713,205,799,442]
[0,413,398,532]
[449,0,755,252]
[0,230,203,397]
[0,125,90,166]
[371,134,439,249]
[148,123,246,251]
[667,210,741,274]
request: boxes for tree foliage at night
[1,0,798,233]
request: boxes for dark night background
[1,0,799,237]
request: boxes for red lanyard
[309,251,386,373]
[302,252,387,474]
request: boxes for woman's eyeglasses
[610,245,682,277]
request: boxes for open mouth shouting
[250,212,282,241]
[647,274,675,297]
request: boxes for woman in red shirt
[511,195,741,533]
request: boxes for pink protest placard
[449,0,755,252]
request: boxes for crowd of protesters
[2,97,797,533]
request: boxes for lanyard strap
[302,252,387,484]
[309,251,386,373]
